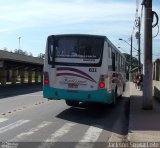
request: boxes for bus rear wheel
[65,100,79,107]
[111,87,117,107]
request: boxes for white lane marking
[11,121,52,141]
[0,118,8,123]
[45,122,76,142]
[21,95,42,97]
[38,122,76,148]
[75,126,103,148]
[0,120,30,134]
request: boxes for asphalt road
[0,84,130,148]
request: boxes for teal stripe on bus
[43,85,114,104]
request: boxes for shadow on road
[56,97,130,135]
[0,83,42,99]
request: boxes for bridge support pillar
[20,69,25,84]
[12,68,17,84]
[40,72,43,83]
[0,68,7,85]
[28,69,32,84]
[35,71,39,83]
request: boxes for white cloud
[0,0,136,32]
[0,28,10,32]
[0,0,159,57]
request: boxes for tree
[37,53,45,59]
[29,52,33,56]
[123,53,139,69]
[3,47,8,51]
[123,53,139,80]
[14,49,28,55]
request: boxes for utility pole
[119,37,133,81]
[130,35,133,81]
[135,17,141,73]
[142,0,153,110]
[138,17,141,73]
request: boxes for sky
[0,0,159,61]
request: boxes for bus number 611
[89,68,97,72]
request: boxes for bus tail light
[99,82,105,88]
[44,72,49,85]
[99,75,105,89]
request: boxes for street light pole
[119,37,133,81]
[18,37,21,50]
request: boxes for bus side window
[118,55,120,71]
[112,52,115,71]
[108,45,112,59]
[108,45,110,58]
[116,52,117,61]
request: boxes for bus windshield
[54,36,104,59]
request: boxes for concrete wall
[153,60,160,81]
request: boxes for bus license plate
[68,83,78,88]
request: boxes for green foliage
[123,53,139,80]
[14,49,28,55]
[123,53,138,69]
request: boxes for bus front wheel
[65,100,79,107]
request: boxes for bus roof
[48,34,106,39]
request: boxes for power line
[118,47,130,54]
[153,24,159,38]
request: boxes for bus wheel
[111,88,117,107]
[65,100,79,107]
[123,84,125,92]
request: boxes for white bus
[43,34,126,106]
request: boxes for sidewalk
[128,82,160,142]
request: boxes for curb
[127,96,133,142]
[127,82,132,143]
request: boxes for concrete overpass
[0,50,43,85]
